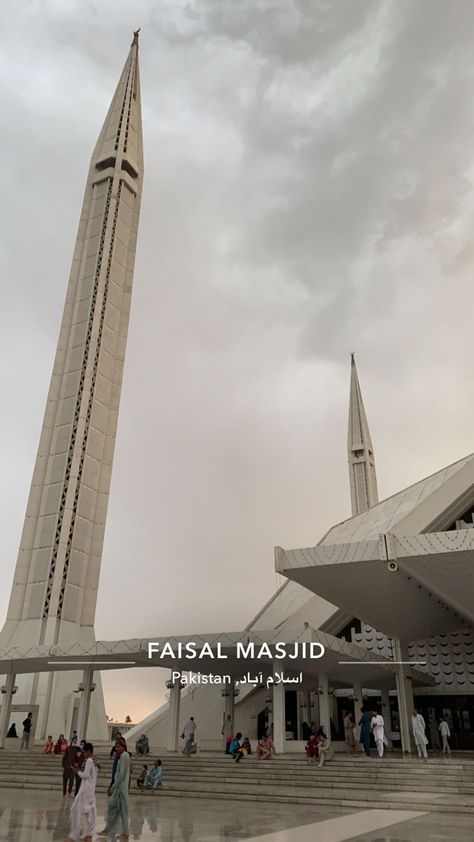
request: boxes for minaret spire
[347,353,379,516]
[0,37,144,739]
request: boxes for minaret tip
[132,28,140,46]
[347,353,378,515]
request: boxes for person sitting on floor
[137,764,148,789]
[144,759,162,789]
[305,733,318,763]
[43,735,54,754]
[229,732,243,761]
[256,735,276,760]
[6,723,18,739]
[233,733,249,763]
[135,734,150,756]
[54,734,67,754]
[183,734,197,756]
[241,737,252,756]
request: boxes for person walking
[428,716,440,751]
[316,728,331,768]
[343,712,356,754]
[74,745,85,796]
[20,712,33,750]
[358,709,372,757]
[98,738,130,839]
[64,742,98,842]
[439,717,451,756]
[182,717,196,742]
[62,743,78,798]
[371,709,385,758]
[412,709,428,759]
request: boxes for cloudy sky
[2,0,474,722]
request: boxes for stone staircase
[2,751,474,814]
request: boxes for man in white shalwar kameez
[64,742,97,842]
[439,717,451,756]
[411,709,428,759]
[371,711,385,758]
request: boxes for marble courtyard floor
[0,789,472,842]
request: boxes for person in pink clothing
[43,735,54,754]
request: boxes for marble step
[1,777,474,814]
[0,765,473,790]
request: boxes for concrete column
[381,689,392,747]
[166,678,182,752]
[225,681,235,728]
[317,673,331,737]
[352,680,364,726]
[0,673,16,748]
[77,670,94,741]
[393,639,414,754]
[272,678,286,754]
[311,690,319,727]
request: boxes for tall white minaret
[347,353,378,516]
[0,32,144,738]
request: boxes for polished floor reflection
[0,789,470,842]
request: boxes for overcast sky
[2,0,474,722]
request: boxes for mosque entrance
[414,694,474,750]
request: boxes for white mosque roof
[248,581,316,631]
[321,452,474,546]
[276,453,474,640]
[251,453,474,637]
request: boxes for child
[229,732,243,761]
[43,735,54,754]
[305,734,318,763]
[137,764,148,789]
[241,737,252,756]
[316,728,331,768]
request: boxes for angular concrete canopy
[276,454,474,641]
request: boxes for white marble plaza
[0,788,470,842]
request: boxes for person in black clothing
[74,746,85,796]
[62,744,78,798]
[20,712,33,750]
[6,723,17,738]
